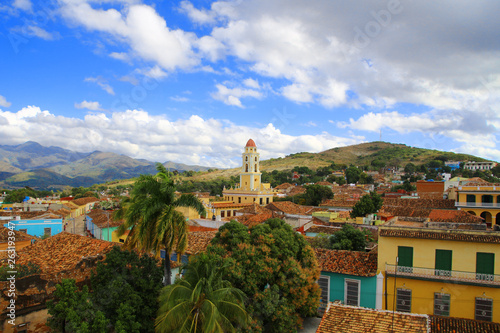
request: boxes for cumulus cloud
[0,106,364,168]
[0,95,12,107]
[74,100,103,111]
[59,0,199,72]
[179,1,216,25]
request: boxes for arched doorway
[480,211,493,228]
[496,213,500,228]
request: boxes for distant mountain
[163,161,212,172]
[0,142,212,190]
[0,141,90,172]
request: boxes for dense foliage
[90,246,163,333]
[302,185,334,206]
[47,279,108,333]
[4,187,52,202]
[47,247,163,333]
[309,225,373,251]
[0,263,40,281]
[350,192,383,218]
[207,219,321,333]
[156,253,249,332]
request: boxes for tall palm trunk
[164,249,171,286]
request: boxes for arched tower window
[255,164,257,172]
[245,156,248,161]
[255,157,257,161]
[245,164,249,172]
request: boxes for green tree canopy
[156,253,249,333]
[207,219,321,333]
[345,166,362,184]
[350,192,383,218]
[90,246,163,333]
[303,184,333,206]
[46,279,108,333]
[329,224,371,251]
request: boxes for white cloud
[25,26,58,40]
[211,83,262,107]
[0,95,12,108]
[84,76,115,95]
[109,52,131,62]
[59,1,200,72]
[179,1,216,25]
[0,106,365,168]
[243,78,260,89]
[13,0,31,11]
[75,100,103,111]
[142,65,168,79]
[170,96,189,102]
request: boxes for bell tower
[240,139,261,190]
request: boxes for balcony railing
[386,264,500,286]
[455,202,500,208]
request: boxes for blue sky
[1,0,499,168]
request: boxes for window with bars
[396,288,411,313]
[434,293,450,316]
[317,276,329,314]
[344,279,360,306]
[475,298,493,322]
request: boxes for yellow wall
[379,234,500,274]
[379,228,500,321]
[385,277,500,320]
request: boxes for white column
[376,272,384,310]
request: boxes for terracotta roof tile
[0,225,37,242]
[0,211,48,218]
[430,315,500,332]
[237,203,272,215]
[185,231,217,255]
[379,227,500,243]
[314,248,378,277]
[265,201,310,215]
[317,303,428,333]
[72,197,100,206]
[288,185,307,196]
[428,209,483,223]
[86,209,123,228]
[16,232,116,273]
[275,182,294,190]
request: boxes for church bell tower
[240,139,261,190]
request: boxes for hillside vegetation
[182,141,490,182]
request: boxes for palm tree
[155,254,249,333]
[115,163,206,285]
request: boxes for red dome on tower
[245,139,256,147]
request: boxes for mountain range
[0,141,494,190]
[0,142,211,190]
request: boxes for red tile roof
[0,225,37,242]
[245,138,256,147]
[428,209,483,223]
[317,303,428,333]
[237,203,271,215]
[185,231,217,255]
[430,315,500,332]
[265,201,310,215]
[275,182,294,190]
[72,196,100,206]
[379,227,500,244]
[16,232,116,273]
[87,209,123,228]
[314,248,378,277]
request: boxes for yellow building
[378,226,500,322]
[455,184,500,228]
[222,139,276,205]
